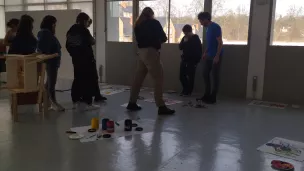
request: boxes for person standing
[4,18,19,46]
[179,24,202,96]
[66,12,100,110]
[37,15,65,111]
[127,7,175,115]
[9,15,37,55]
[197,12,223,104]
[87,18,107,103]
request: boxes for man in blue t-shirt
[197,12,223,104]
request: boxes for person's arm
[214,25,223,64]
[37,31,52,54]
[3,30,12,46]
[194,35,202,63]
[179,37,185,50]
[155,20,167,43]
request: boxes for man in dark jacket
[66,13,105,110]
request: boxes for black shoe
[158,106,175,115]
[196,94,210,102]
[127,103,142,111]
[94,95,107,102]
[206,95,217,104]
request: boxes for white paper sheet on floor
[70,119,155,143]
[257,137,304,161]
[249,100,287,109]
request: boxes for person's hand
[202,53,206,60]
[213,55,220,64]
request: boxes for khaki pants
[129,47,165,107]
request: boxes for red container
[106,121,115,133]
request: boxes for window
[169,0,204,43]
[5,6,23,11]
[4,0,22,5]
[27,5,44,11]
[26,0,44,3]
[46,4,67,10]
[70,2,94,34]
[45,0,66,2]
[271,0,304,46]
[212,0,251,45]
[139,0,170,42]
[107,1,133,42]
[0,6,5,38]
[0,0,3,5]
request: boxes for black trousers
[203,58,222,97]
[179,61,197,95]
[71,57,99,104]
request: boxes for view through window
[107,1,133,42]
[169,0,204,43]
[271,0,304,46]
[212,0,251,45]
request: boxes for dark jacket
[37,29,61,67]
[66,24,95,64]
[134,19,167,50]
[179,34,202,64]
[8,34,37,55]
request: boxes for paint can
[102,118,109,131]
[107,120,115,133]
[91,118,99,130]
[124,119,132,131]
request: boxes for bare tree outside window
[272,0,304,46]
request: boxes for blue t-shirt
[206,22,223,59]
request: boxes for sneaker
[158,106,175,115]
[51,102,65,112]
[94,95,107,103]
[205,95,217,104]
[83,104,100,111]
[196,95,210,103]
[126,103,142,111]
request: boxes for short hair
[40,15,57,34]
[198,12,211,21]
[182,24,192,33]
[7,18,19,28]
[76,12,90,25]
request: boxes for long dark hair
[135,7,154,27]
[17,15,34,36]
[40,15,57,34]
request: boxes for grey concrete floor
[0,89,304,171]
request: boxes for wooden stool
[5,54,57,122]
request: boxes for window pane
[5,6,23,11]
[139,0,169,42]
[27,5,44,11]
[170,0,204,43]
[46,4,67,10]
[212,0,251,45]
[107,1,133,42]
[271,0,304,46]
[0,6,5,38]
[70,2,93,34]
[0,0,4,5]
[5,0,22,5]
[26,0,44,3]
[70,0,92,1]
[46,0,66,2]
